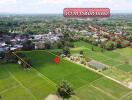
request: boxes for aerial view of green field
[71,41,132,84]
[71,41,132,72]
[0,50,131,100]
[0,0,132,99]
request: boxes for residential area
[0,14,132,100]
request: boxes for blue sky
[0,0,132,14]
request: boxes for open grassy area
[0,63,56,100]
[23,51,102,88]
[0,50,132,100]
[71,41,132,73]
[23,50,131,99]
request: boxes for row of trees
[82,36,130,51]
[16,52,31,69]
[0,51,31,69]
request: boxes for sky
[0,0,132,14]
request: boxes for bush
[63,47,70,56]
[4,51,17,63]
[22,40,35,50]
[105,41,116,50]
[21,57,31,69]
[80,50,84,55]
[0,59,6,64]
[15,52,26,59]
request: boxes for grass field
[0,50,132,100]
[0,63,56,100]
[20,51,132,99]
[71,41,132,73]
[71,41,132,83]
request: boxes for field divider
[120,90,132,99]
[12,52,57,87]
[32,68,57,87]
[85,47,124,63]
[90,85,119,100]
[75,77,104,91]
[7,71,37,100]
[0,84,20,95]
[65,57,132,89]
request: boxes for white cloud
[0,0,16,4]
[0,0,132,14]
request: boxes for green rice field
[0,50,132,100]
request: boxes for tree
[105,41,116,50]
[45,41,51,49]
[0,52,5,59]
[120,40,129,48]
[57,41,64,49]
[80,50,84,55]
[0,95,2,100]
[116,39,122,48]
[57,80,74,99]
[63,47,70,56]
[21,57,31,69]
[15,52,26,58]
[62,40,74,48]
[127,35,132,42]
[5,40,12,45]
[91,46,94,51]
[4,51,17,63]
[22,40,35,51]
[101,48,105,52]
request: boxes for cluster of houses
[72,29,109,43]
[71,25,130,48]
[33,32,63,49]
[0,34,27,52]
[0,30,64,58]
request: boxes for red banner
[63,8,110,18]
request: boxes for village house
[34,41,45,49]
[95,38,108,43]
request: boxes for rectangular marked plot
[0,65,19,92]
[75,85,114,100]
[6,64,39,82]
[22,76,56,99]
[84,50,98,57]
[4,63,56,99]
[101,59,123,67]
[90,54,109,62]
[121,92,132,100]
[102,69,129,81]
[0,76,18,93]
[74,41,102,51]
[92,77,131,98]
[23,51,102,89]
[1,86,34,100]
[103,51,122,60]
[118,64,132,72]
[63,69,102,88]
